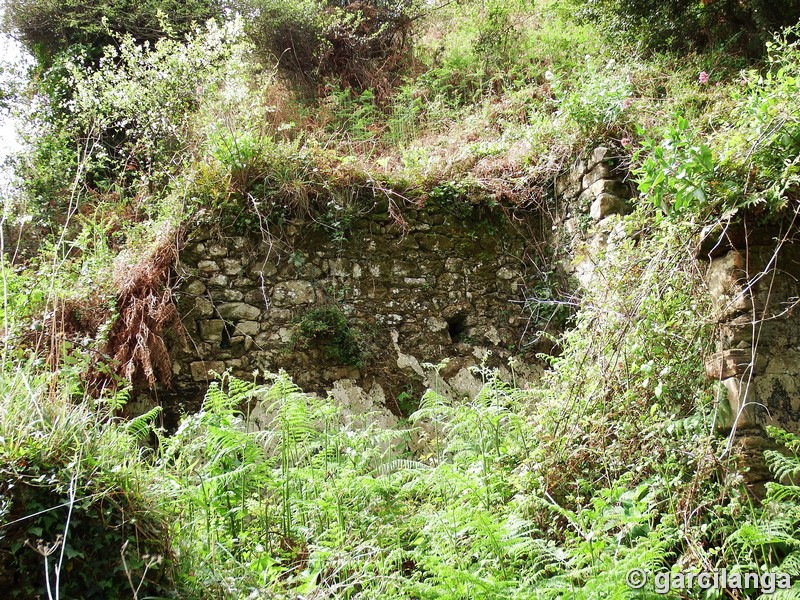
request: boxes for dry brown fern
[106,227,185,388]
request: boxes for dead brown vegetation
[106,228,185,389]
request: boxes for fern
[780,550,800,576]
[376,458,431,476]
[766,482,800,504]
[765,585,800,600]
[767,426,800,452]
[124,405,161,441]
[766,450,800,483]
[727,428,800,577]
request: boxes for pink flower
[622,98,633,109]
[698,71,709,84]
[621,137,631,147]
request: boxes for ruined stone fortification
[157,146,800,488]
[701,221,800,483]
[163,198,549,424]
[556,147,800,487]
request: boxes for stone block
[199,319,225,342]
[208,244,228,257]
[426,317,448,332]
[586,146,610,171]
[588,178,629,199]
[582,162,612,189]
[193,297,214,318]
[404,277,427,287]
[272,280,316,305]
[235,321,260,336]
[185,279,206,296]
[216,302,261,320]
[222,259,244,276]
[190,360,226,381]
[213,289,244,302]
[705,349,756,379]
[590,194,630,221]
[208,274,229,287]
[496,267,519,280]
[197,260,219,273]
[243,289,267,305]
[249,262,278,279]
[267,308,292,322]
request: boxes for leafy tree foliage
[2,0,222,64]
[244,0,423,93]
[577,0,800,54]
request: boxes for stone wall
[162,199,548,423]
[554,146,634,286]
[159,144,800,491]
[553,147,800,489]
[701,222,800,484]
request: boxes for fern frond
[767,426,800,452]
[780,550,800,576]
[203,381,239,414]
[766,482,800,504]
[766,450,800,482]
[227,375,257,403]
[124,405,162,441]
[730,520,800,550]
[410,389,451,422]
[760,584,800,600]
[376,459,430,476]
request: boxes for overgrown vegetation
[4,0,222,64]
[291,304,368,367]
[574,0,800,54]
[3,0,800,596]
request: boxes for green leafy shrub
[3,0,222,64]
[17,20,244,228]
[0,370,171,598]
[722,26,800,213]
[291,304,368,367]
[636,117,717,217]
[245,0,421,93]
[726,427,800,594]
[550,58,633,134]
[575,0,800,54]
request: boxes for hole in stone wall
[446,314,467,343]
[220,321,234,349]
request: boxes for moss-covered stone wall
[165,199,548,419]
